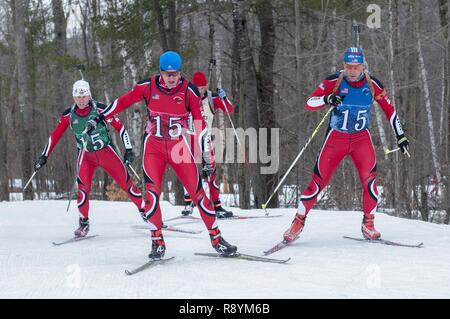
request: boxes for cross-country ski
[52,234,99,246]
[194,252,290,264]
[220,214,284,220]
[124,257,176,276]
[263,238,298,256]
[343,236,424,248]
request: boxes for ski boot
[148,229,166,260]
[181,203,194,216]
[283,214,306,243]
[361,214,381,240]
[215,202,233,219]
[209,228,237,256]
[139,208,148,222]
[74,217,90,238]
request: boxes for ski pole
[76,64,85,80]
[261,106,334,212]
[217,73,241,146]
[221,97,242,146]
[405,149,410,157]
[207,58,216,88]
[67,151,84,213]
[66,174,78,213]
[384,147,400,155]
[23,171,37,191]
[384,147,410,158]
[216,72,252,178]
[127,163,141,181]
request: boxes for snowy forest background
[0,0,449,224]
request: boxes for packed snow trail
[1,200,449,298]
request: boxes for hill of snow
[1,200,449,298]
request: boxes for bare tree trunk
[231,0,246,208]
[420,177,429,222]
[14,0,33,200]
[167,0,177,51]
[78,1,90,63]
[153,0,169,51]
[294,0,302,205]
[417,32,442,183]
[447,0,450,224]
[208,4,230,194]
[153,0,177,51]
[386,0,397,160]
[373,108,388,152]
[330,0,337,71]
[50,0,68,197]
[232,0,259,208]
[438,0,450,224]
[51,0,67,98]
[0,79,8,201]
[398,1,418,217]
[386,0,398,208]
[439,60,446,148]
[255,0,278,208]
[93,44,110,104]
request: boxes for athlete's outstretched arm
[40,109,71,158]
[102,79,150,119]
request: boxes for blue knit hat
[343,47,364,65]
[159,51,182,71]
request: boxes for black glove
[397,134,409,155]
[324,93,345,106]
[34,155,47,171]
[85,114,105,134]
[202,162,214,178]
[123,149,134,165]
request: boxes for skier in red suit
[283,47,410,243]
[181,70,234,218]
[85,51,237,258]
[33,80,143,237]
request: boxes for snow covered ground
[1,200,449,299]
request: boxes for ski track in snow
[1,200,450,298]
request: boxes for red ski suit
[299,72,404,217]
[101,75,218,231]
[41,102,143,218]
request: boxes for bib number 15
[80,133,104,150]
[340,110,367,131]
[153,116,183,138]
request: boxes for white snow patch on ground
[1,200,449,298]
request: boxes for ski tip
[263,249,276,256]
[124,270,132,276]
[194,252,207,256]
